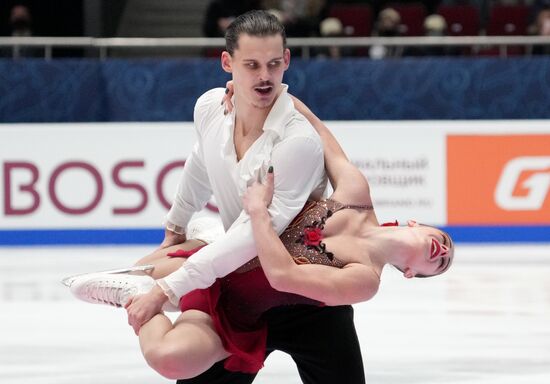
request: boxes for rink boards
[1,120,549,244]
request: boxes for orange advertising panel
[447,135,550,224]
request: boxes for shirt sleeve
[164,90,221,229]
[159,135,325,303]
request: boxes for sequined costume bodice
[178,198,373,373]
[237,198,373,273]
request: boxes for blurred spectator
[536,8,550,35]
[532,7,550,54]
[203,0,260,37]
[262,0,325,36]
[410,14,456,56]
[424,13,447,37]
[316,16,345,58]
[3,4,40,58]
[376,7,402,37]
[321,17,343,35]
[369,8,403,59]
[10,4,32,37]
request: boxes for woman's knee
[143,343,198,380]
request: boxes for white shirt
[159,85,326,305]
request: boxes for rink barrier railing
[1,35,549,59]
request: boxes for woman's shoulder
[327,189,373,209]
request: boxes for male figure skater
[82,10,366,383]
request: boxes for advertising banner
[2,121,549,244]
[326,122,446,225]
[1,123,198,230]
[448,135,550,225]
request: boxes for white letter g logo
[494,156,550,210]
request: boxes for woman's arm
[221,81,368,198]
[290,97,371,201]
[248,206,378,305]
[243,172,379,305]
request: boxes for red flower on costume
[303,227,323,246]
[295,214,334,261]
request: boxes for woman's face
[402,222,453,278]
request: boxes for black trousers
[177,305,365,384]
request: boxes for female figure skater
[66,95,454,379]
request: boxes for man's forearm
[165,142,213,231]
[157,219,259,305]
[158,134,325,304]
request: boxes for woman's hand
[243,167,274,215]
[222,80,235,115]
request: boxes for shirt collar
[220,84,294,192]
[221,83,292,153]
[261,84,293,139]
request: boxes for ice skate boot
[68,273,156,308]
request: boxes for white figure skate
[67,272,156,308]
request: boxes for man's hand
[243,167,274,215]
[125,285,168,335]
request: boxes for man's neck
[232,94,279,162]
[234,85,284,135]
[234,99,272,136]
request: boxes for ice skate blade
[61,264,154,287]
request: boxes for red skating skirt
[167,247,320,373]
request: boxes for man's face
[222,33,290,110]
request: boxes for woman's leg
[135,216,224,279]
[64,240,208,308]
[133,239,207,279]
[139,309,230,380]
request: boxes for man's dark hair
[225,10,287,55]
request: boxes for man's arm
[160,142,213,248]
[159,135,325,305]
[159,91,219,248]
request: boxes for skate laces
[83,277,136,307]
